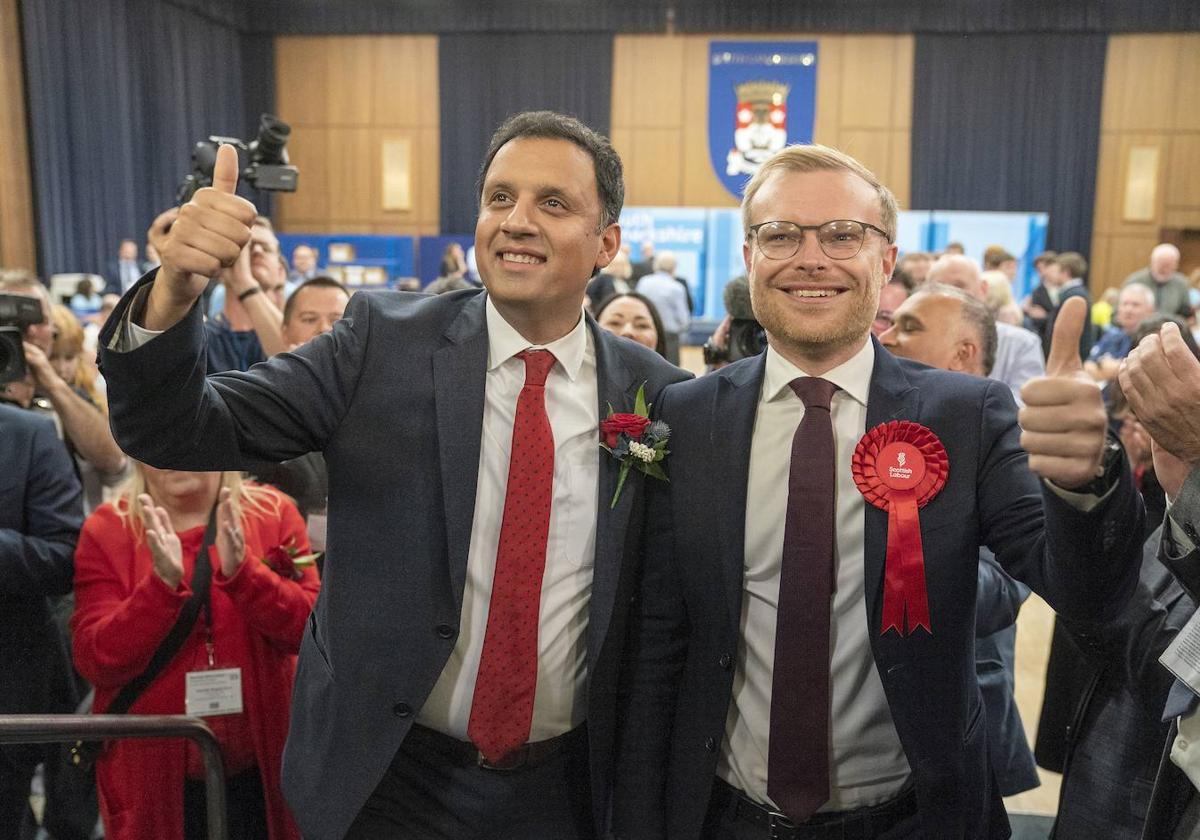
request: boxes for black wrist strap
[101,501,218,716]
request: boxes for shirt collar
[485,295,589,382]
[761,337,874,408]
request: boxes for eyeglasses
[748,220,891,261]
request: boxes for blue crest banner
[709,40,818,200]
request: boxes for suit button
[392,702,412,718]
[435,624,455,639]
[704,737,717,752]
[718,653,732,671]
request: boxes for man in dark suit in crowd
[879,283,1040,799]
[1118,322,1200,838]
[0,399,83,838]
[612,144,1143,839]
[105,238,150,296]
[98,111,688,840]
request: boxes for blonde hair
[115,465,281,539]
[49,303,106,413]
[741,144,899,242]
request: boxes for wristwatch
[1073,433,1123,496]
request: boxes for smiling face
[283,283,350,346]
[598,295,660,351]
[140,465,221,508]
[476,137,620,344]
[744,168,897,372]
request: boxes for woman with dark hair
[595,291,668,359]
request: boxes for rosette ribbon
[852,421,949,636]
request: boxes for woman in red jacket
[72,465,319,840]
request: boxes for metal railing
[0,714,227,840]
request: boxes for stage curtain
[246,1,664,34]
[20,0,274,278]
[910,33,1106,257]
[438,32,614,235]
[675,0,1199,34]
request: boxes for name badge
[1162,610,1200,694]
[185,668,244,717]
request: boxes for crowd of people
[1,108,1199,840]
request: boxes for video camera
[176,114,299,205]
[703,275,767,365]
[0,293,45,386]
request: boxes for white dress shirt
[417,298,600,741]
[122,293,601,742]
[719,338,911,811]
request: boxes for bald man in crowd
[926,254,1045,405]
[1124,243,1193,319]
[879,283,1040,798]
[1086,283,1157,382]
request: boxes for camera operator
[702,274,767,371]
[0,275,127,494]
[0,376,84,837]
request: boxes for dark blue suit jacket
[98,281,690,840]
[612,341,1143,840]
[0,402,82,716]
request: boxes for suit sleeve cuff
[1043,476,1118,513]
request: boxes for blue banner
[709,40,818,201]
[620,207,708,316]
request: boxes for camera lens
[252,114,291,164]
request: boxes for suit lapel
[717,355,766,638]
[432,294,489,611]
[587,321,639,665]
[862,338,921,627]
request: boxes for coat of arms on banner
[709,41,818,200]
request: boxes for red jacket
[71,488,319,840]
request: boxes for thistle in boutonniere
[599,383,671,508]
[261,539,320,581]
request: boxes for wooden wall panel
[613,33,914,222]
[275,35,439,236]
[1090,33,1200,290]
[0,0,36,271]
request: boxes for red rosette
[852,421,949,636]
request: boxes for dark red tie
[468,349,557,763]
[768,376,839,822]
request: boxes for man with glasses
[201,214,288,371]
[613,145,1143,839]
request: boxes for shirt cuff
[1167,503,1198,555]
[109,286,163,351]
[1043,476,1118,513]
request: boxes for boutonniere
[261,539,320,581]
[599,383,671,508]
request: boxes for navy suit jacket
[612,341,1143,840]
[0,402,82,716]
[98,281,690,840]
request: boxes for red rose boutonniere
[599,383,671,508]
[261,539,320,581]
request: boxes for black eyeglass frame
[746,219,893,261]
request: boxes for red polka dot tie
[468,349,558,763]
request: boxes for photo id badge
[185,668,244,717]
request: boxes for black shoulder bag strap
[72,499,219,769]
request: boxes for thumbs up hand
[145,144,257,330]
[1018,297,1109,489]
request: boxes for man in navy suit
[0,400,82,838]
[612,144,1143,839]
[98,111,688,840]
